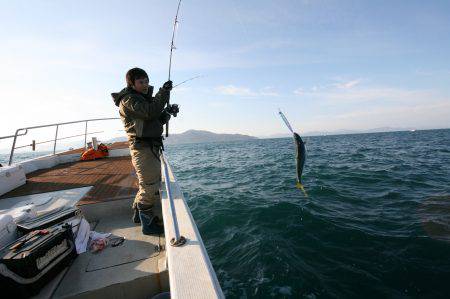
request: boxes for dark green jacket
[112,86,170,144]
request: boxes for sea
[2,129,450,298]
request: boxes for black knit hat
[126,68,149,87]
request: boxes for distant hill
[164,130,257,145]
[260,126,418,139]
[105,130,257,145]
[106,136,128,144]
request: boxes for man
[112,67,177,235]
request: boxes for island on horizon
[106,129,258,146]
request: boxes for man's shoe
[139,209,164,235]
[132,207,140,224]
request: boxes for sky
[1,0,450,150]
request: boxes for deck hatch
[85,216,161,272]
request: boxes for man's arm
[121,88,170,120]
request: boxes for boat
[0,118,224,298]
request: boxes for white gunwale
[161,158,224,299]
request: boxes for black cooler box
[0,223,77,298]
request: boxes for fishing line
[173,75,204,88]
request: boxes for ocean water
[165,129,450,298]
[3,130,450,298]
[0,151,52,166]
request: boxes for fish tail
[296,182,309,197]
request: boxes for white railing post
[8,129,20,165]
[53,125,59,155]
[84,121,88,149]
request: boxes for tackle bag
[17,207,80,234]
[0,223,77,298]
[0,214,17,250]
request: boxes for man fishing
[110,0,183,235]
[112,67,179,234]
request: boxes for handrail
[161,152,186,247]
[0,130,28,140]
[1,117,120,165]
[13,131,104,150]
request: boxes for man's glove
[163,80,173,91]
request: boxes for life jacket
[80,143,109,161]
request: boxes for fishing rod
[168,0,182,82]
[166,0,182,137]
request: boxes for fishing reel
[159,104,179,125]
[165,104,179,117]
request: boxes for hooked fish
[293,132,307,195]
[278,110,308,196]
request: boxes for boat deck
[0,145,170,298]
[52,210,167,299]
[0,156,138,205]
[0,122,224,298]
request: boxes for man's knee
[134,188,160,207]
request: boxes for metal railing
[0,131,28,141]
[1,118,120,165]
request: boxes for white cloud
[287,79,450,133]
[308,99,450,131]
[216,85,257,96]
[294,79,361,97]
[414,69,450,77]
[294,87,305,95]
[333,79,361,89]
[259,86,279,96]
[295,85,329,94]
[215,85,279,97]
[293,79,434,104]
[320,87,430,103]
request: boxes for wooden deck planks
[0,156,138,205]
